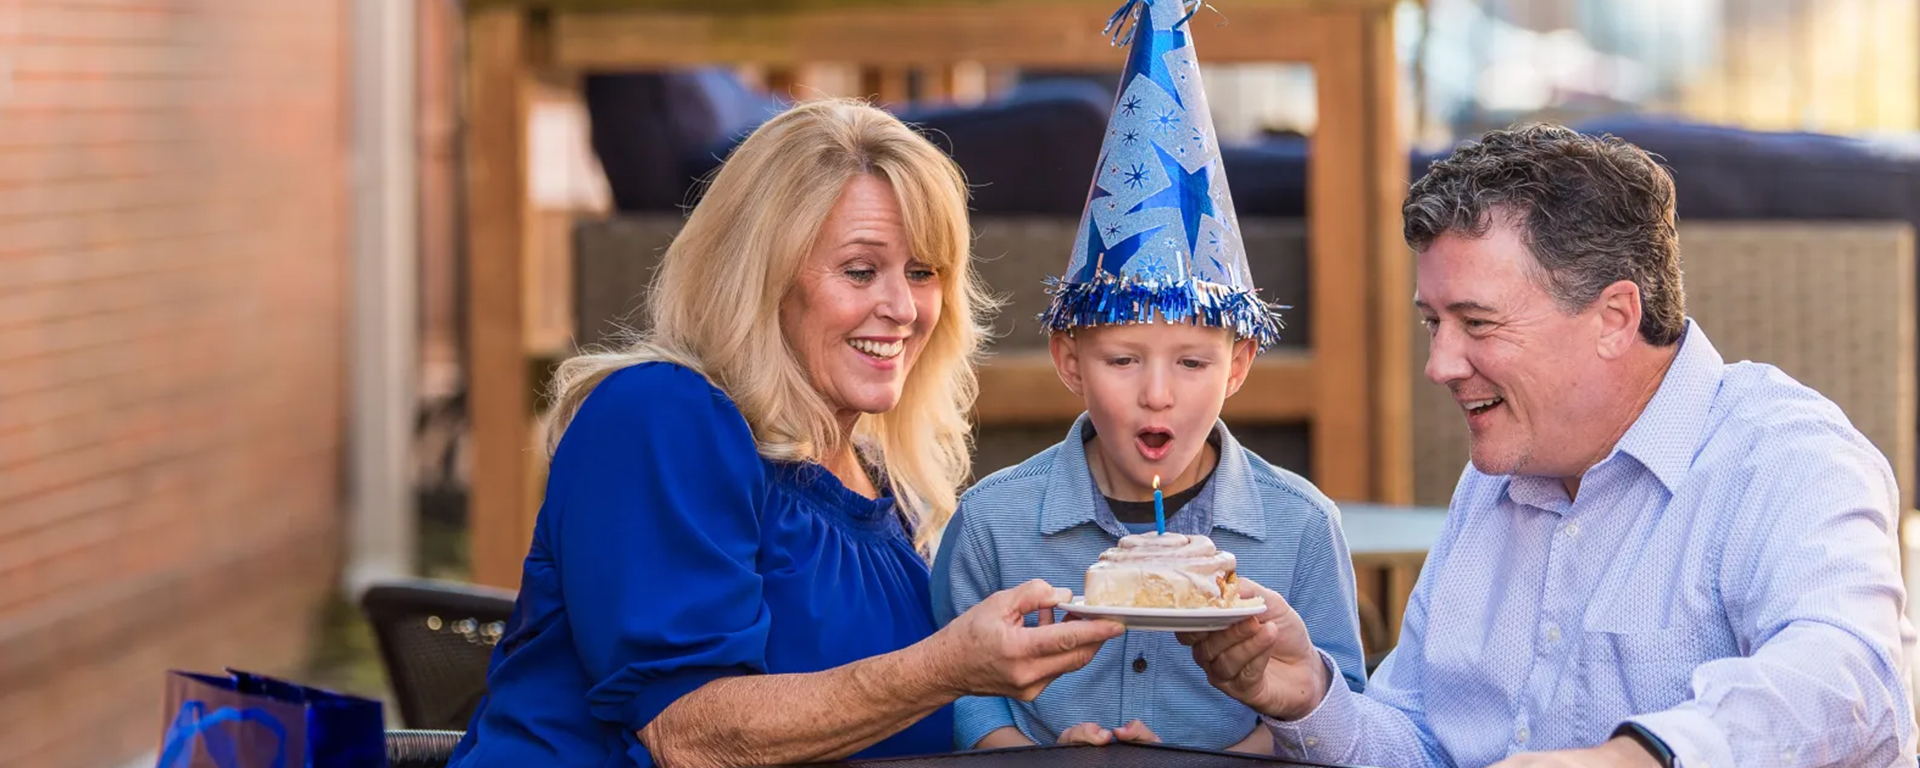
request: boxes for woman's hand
[929,579,1124,701]
[1056,720,1160,747]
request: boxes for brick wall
[0,2,349,767]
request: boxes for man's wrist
[1261,650,1334,721]
[1607,723,1673,768]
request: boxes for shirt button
[1303,736,1318,748]
[1564,522,1581,537]
[1544,623,1561,643]
[1515,726,1530,744]
[1133,655,1148,673]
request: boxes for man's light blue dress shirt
[1268,319,1917,768]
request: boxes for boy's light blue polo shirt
[931,414,1367,751]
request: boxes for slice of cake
[1084,532,1240,609]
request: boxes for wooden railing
[458,0,1415,589]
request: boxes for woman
[446,99,1123,768]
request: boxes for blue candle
[1153,474,1165,534]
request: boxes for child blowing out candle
[928,0,1367,755]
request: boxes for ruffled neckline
[770,460,903,538]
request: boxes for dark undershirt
[1081,426,1219,526]
[1105,469,1211,525]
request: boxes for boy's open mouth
[1136,427,1174,460]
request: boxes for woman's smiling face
[780,174,944,423]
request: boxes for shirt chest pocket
[1574,626,1699,735]
[1579,625,1697,665]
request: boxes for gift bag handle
[157,700,288,768]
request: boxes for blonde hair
[545,98,994,551]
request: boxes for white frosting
[1084,532,1238,607]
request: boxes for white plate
[1059,597,1266,632]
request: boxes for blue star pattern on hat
[1039,0,1285,349]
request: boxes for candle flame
[1152,474,1160,490]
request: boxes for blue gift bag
[157,670,385,768]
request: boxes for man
[1186,123,1917,768]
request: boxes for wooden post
[795,63,860,99]
[1361,6,1413,505]
[860,65,912,106]
[418,0,463,395]
[1386,557,1420,645]
[949,60,990,106]
[465,8,536,590]
[1310,9,1411,504]
[919,65,956,105]
[1351,563,1385,654]
[766,66,800,99]
[984,65,1020,101]
[1307,12,1373,504]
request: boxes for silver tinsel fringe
[1038,272,1287,350]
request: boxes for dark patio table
[771,743,1362,768]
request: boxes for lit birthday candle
[1153,474,1165,535]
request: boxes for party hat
[1038,0,1284,349]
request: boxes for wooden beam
[1360,7,1413,505]
[418,0,463,396]
[1306,10,1374,503]
[1226,351,1317,422]
[552,6,1326,70]
[975,351,1315,425]
[524,76,586,360]
[465,8,537,590]
[1295,8,1411,504]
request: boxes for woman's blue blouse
[447,362,953,767]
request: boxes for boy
[930,0,1367,754]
